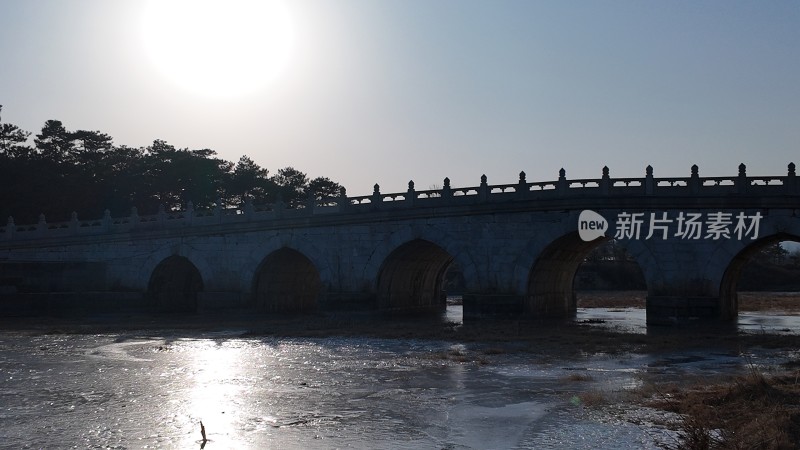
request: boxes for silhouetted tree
[0,112,346,223]
[307,176,343,204]
[226,155,274,206]
[34,120,74,162]
[138,140,228,212]
[271,166,308,206]
[0,105,31,158]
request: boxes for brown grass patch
[576,291,646,308]
[739,292,800,313]
[564,372,593,382]
[577,290,800,313]
[576,390,607,407]
[649,368,800,449]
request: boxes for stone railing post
[306,192,316,214]
[407,180,416,207]
[645,165,655,195]
[736,163,748,194]
[130,206,140,227]
[157,204,167,225]
[689,165,700,194]
[337,187,349,212]
[517,171,528,199]
[787,162,797,194]
[479,174,489,201]
[274,195,285,218]
[600,166,610,195]
[70,211,79,232]
[244,197,254,220]
[371,184,383,210]
[441,177,453,201]
[5,216,14,240]
[37,213,47,235]
[103,209,112,231]
[556,168,567,195]
[185,201,194,225]
[214,198,223,218]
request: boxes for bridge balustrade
[2,163,797,243]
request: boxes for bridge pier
[462,293,525,320]
[196,292,247,311]
[645,295,720,325]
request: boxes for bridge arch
[526,232,605,316]
[376,239,454,312]
[718,232,800,320]
[138,244,215,294]
[363,224,481,293]
[253,247,321,312]
[147,255,203,312]
[524,232,654,317]
[240,234,333,301]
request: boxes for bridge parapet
[2,163,797,243]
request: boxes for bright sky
[1,0,798,195]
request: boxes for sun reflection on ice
[182,339,252,446]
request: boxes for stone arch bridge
[1,164,798,325]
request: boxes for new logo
[578,210,608,241]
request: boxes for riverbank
[577,290,800,312]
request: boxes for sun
[141,0,294,98]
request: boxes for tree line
[0,106,343,224]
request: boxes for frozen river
[0,307,796,449]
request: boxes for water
[577,307,800,335]
[1,307,796,449]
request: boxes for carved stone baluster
[37,213,47,234]
[185,201,194,225]
[371,184,383,209]
[157,204,167,226]
[479,174,489,201]
[442,177,453,201]
[103,209,112,231]
[5,216,14,240]
[517,171,527,199]
[600,166,610,195]
[689,165,700,194]
[337,187,349,212]
[556,168,567,195]
[130,207,140,227]
[736,163,748,194]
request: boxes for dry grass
[648,368,800,449]
[738,292,800,313]
[577,290,647,308]
[563,372,594,382]
[576,390,607,407]
[577,290,800,313]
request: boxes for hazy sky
[1,0,798,194]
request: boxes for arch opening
[253,248,321,313]
[573,238,647,329]
[377,239,454,313]
[527,233,646,318]
[148,255,203,313]
[720,234,800,320]
[574,239,647,307]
